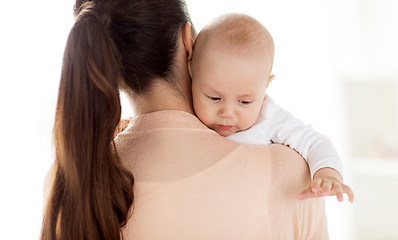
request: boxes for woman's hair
[41,0,191,239]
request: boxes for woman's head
[41,1,192,239]
[74,0,192,94]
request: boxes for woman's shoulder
[233,143,304,164]
[234,143,310,184]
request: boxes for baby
[188,13,354,202]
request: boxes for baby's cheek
[240,107,261,129]
[195,103,213,126]
[192,97,203,115]
[239,118,255,131]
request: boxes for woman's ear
[187,59,192,79]
[182,22,193,61]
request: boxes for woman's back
[115,110,328,239]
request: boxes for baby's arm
[259,98,341,176]
[263,98,353,202]
[227,96,354,201]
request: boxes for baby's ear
[266,74,275,88]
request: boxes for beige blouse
[115,110,329,239]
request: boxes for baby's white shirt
[227,95,343,179]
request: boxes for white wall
[0,0,75,238]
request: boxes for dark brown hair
[41,0,191,239]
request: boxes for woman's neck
[128,27,195,116]
[128,79,194,116]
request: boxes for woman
[41,0,329,239]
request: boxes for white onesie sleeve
[227,96,343,179]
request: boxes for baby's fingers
[332,183,344,202]
[343,184,354,203]
[321,179,333,196]
[332,183,354,202]
[311,178,322,189]
[311,178,323,196]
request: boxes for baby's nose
[219,104,235,118]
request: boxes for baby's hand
[296,167,354,202]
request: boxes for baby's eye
[239,100,253,105]
[207,95,221,102]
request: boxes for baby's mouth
[217,124,233,131]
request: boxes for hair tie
[78,1,111,28]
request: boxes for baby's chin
[214,129,236,137]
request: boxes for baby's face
[191,44,273,137]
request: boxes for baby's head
[189,13,275,137]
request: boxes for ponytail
[41,2,134,239]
